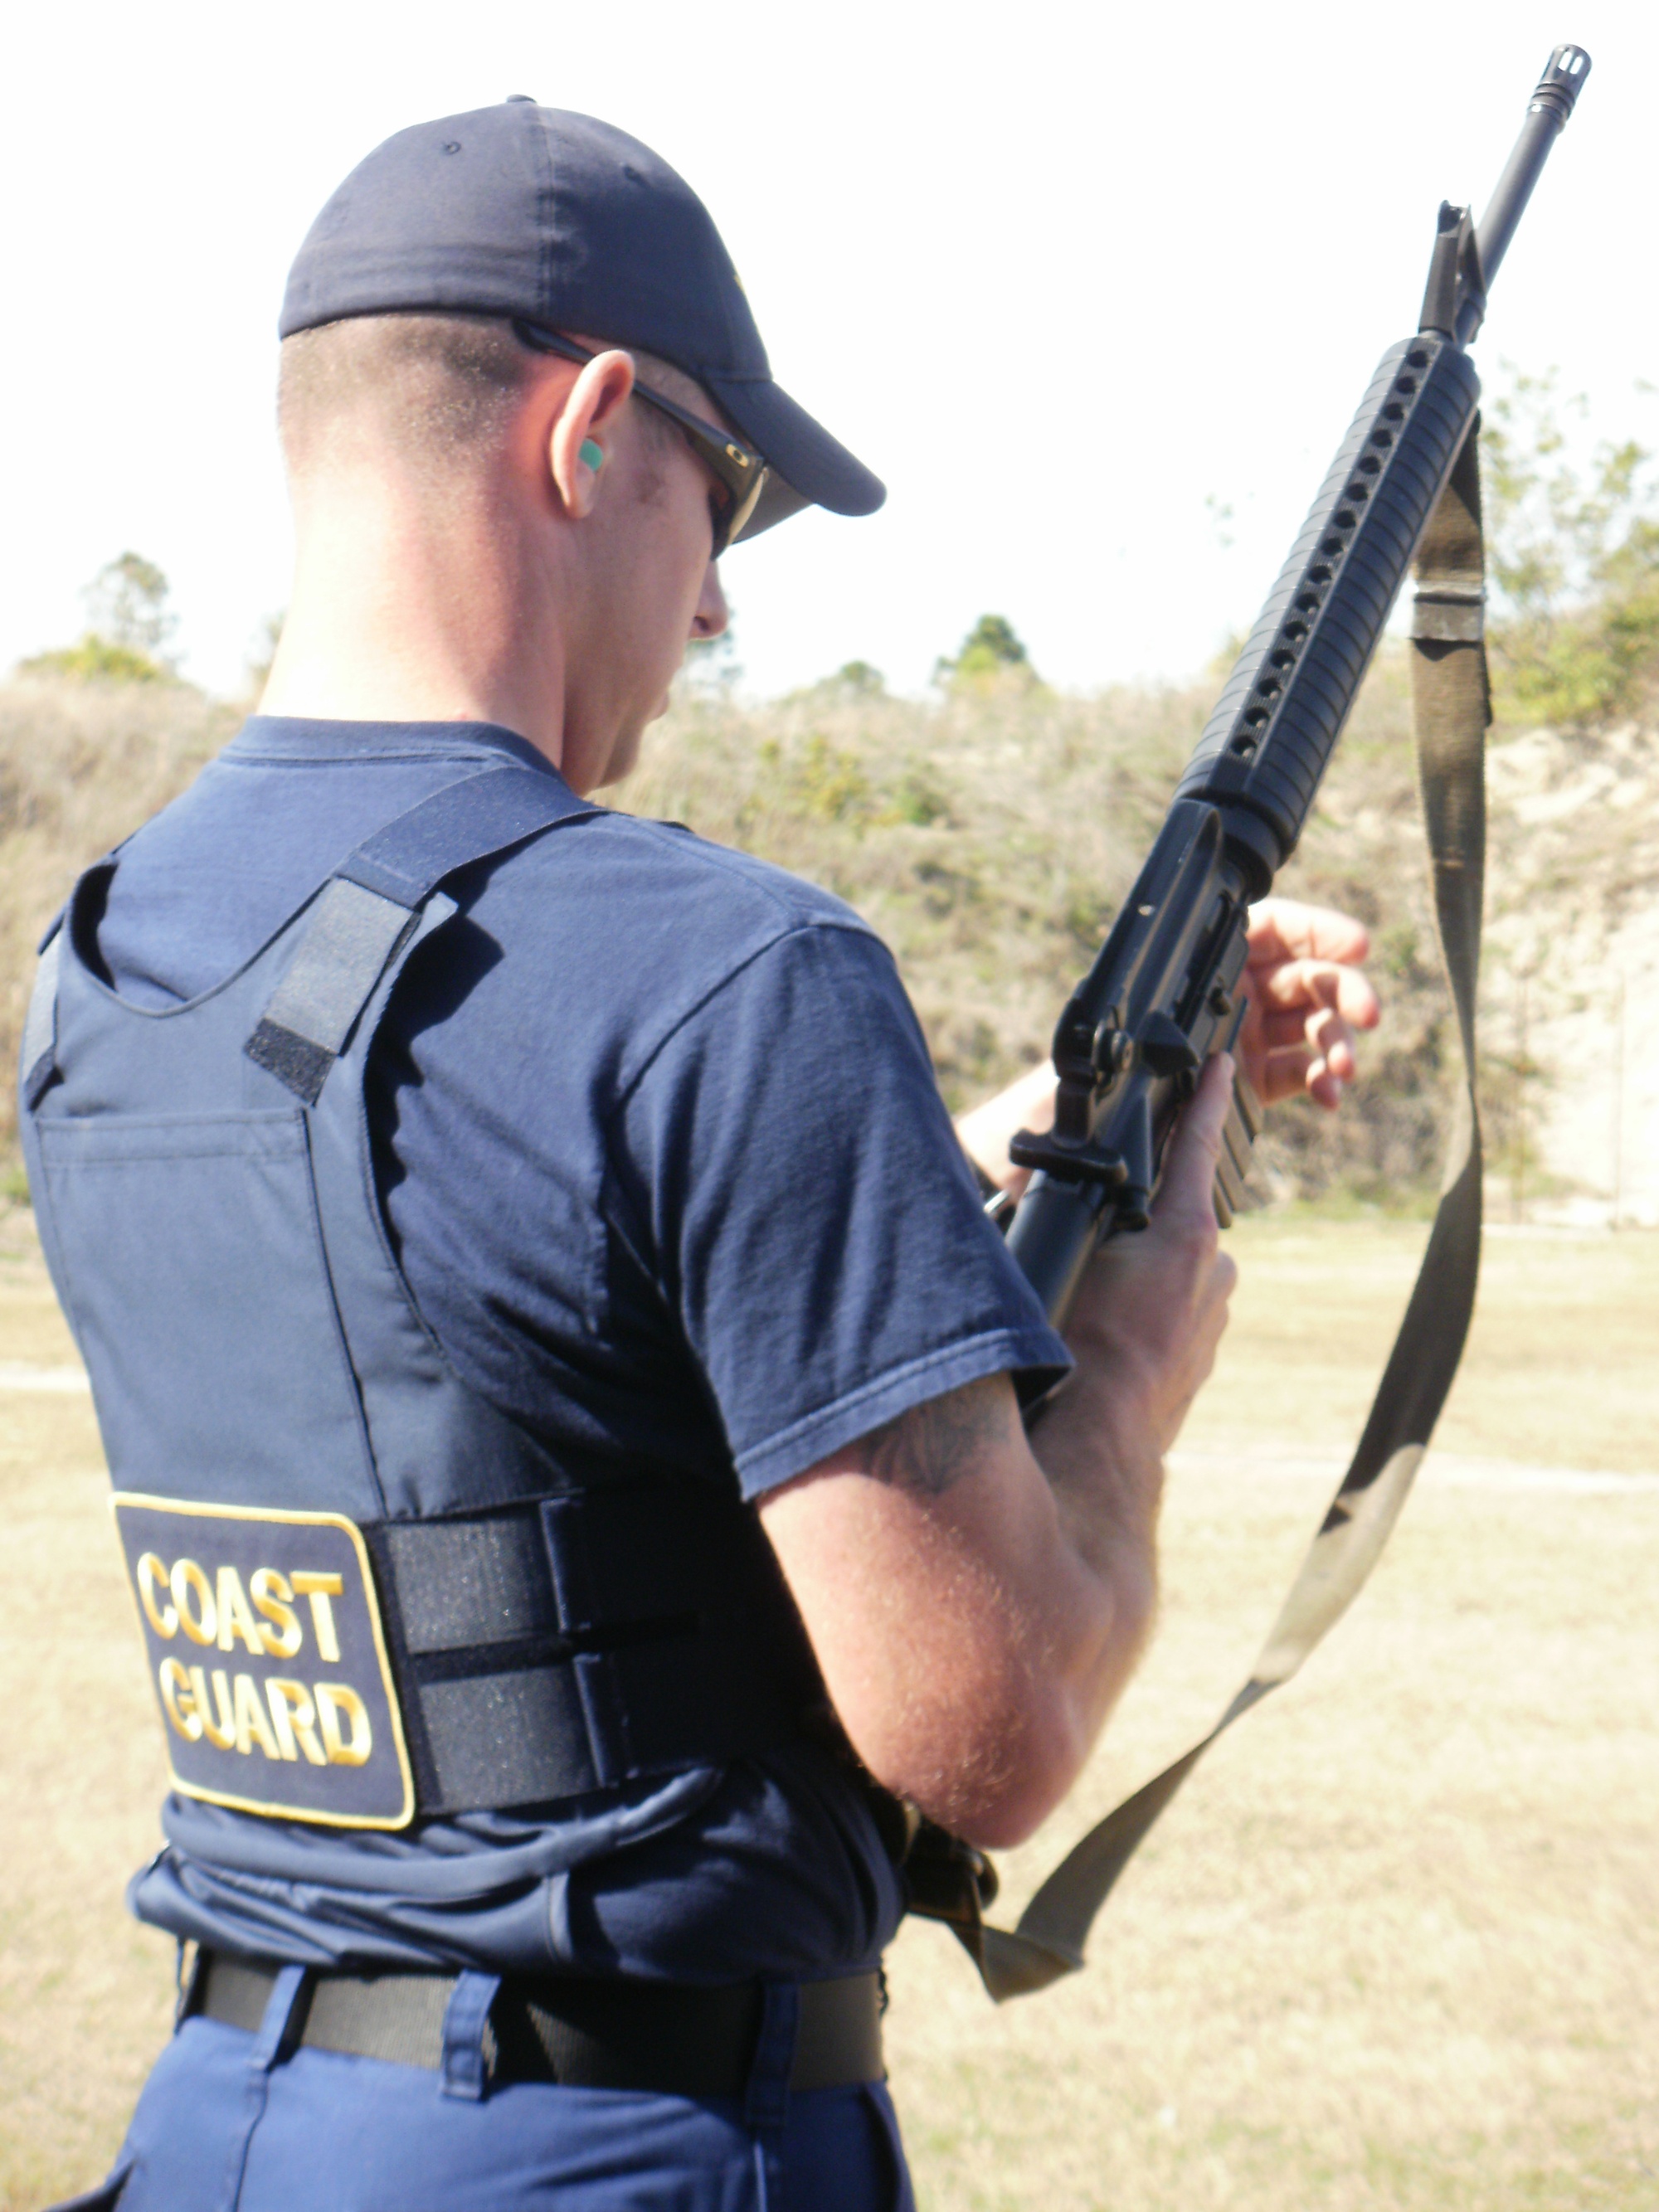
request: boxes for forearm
[770,1070,1235,1850]
[954,1061,1053,1194]
[951,1425,1161,1847]
[1024,1352,1165,1753]
[765,1372,1164,1850]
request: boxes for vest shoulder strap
[246,764,596,1104]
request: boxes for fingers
[1247,897,1371,968]
[1258,998,1363,1096]
[1248,955,1380,1030]
[1151,1054,1234,1225]
[1242,934,1380,1109]
[1068,1055,1238,1455]
[1262,1043,1345,1110]
[1260,1003,1355,1052]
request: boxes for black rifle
[1003,44,1591,1323]
[915,46,1592,2002]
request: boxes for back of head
[277,313,531,489]
[275,100,884,542]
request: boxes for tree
[934,613,1037,688]
[830,660,885,696]
[1483,371,1659,726]
[84,552,176,661]
[19,551,178,683]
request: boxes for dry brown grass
[3,1206,1656,2210]
[0,678,235,1168]
[6,656,1657,1217]
[622,669,1197,1110]
[0,659,1467,1207]
[888,1218,1659,2211]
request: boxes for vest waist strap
[372,1486,821,1817]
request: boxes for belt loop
[218,1965,310,2212]
[440,1971,501,2101]
[173,1939,203,2030]
[743,1981,799,2136]
[251,1965,309,2073]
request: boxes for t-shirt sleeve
[609,918,1073,1499]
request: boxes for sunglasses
[513,321,770,559]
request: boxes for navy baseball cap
[280,100,884,542]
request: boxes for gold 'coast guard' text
[133,1551,372,1767]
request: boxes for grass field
[2,1208,1656,2210]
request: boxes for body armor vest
[20,763,821,1829]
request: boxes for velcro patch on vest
[112,1495,414,1829]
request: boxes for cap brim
[701,373,884,544]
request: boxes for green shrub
[1484,372,1659,727]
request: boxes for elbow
[856,1681,1097,1855]
[861,1571,1158,1852]
[940,1700,1093,1850]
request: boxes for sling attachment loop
[927,425,1491,2002]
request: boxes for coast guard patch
[113,1494,414,1828]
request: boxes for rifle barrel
[1461,43,1592,338]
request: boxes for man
[28,100,1377,2210]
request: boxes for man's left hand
[1239,897,1379,1111]
[955,896,1379,1192]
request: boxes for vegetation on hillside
[19,553,180,687]
[625,647,1506,1208]
[0,679,237,1192]
[2,377,1654,1209]
[935,613,1038,689]
[1485,371,1659,728]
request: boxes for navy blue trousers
[59,1969,913,2212]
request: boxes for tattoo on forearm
[856,1377,1006,1499]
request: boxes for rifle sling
[938,426,1490,2003]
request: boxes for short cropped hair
[278,313,532,478]
[277,310,705,484]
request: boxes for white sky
[5,0,1653,701]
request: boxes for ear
[548,350,636,523]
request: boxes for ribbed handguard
[1175,333,1481,889]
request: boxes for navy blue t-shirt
[95,717,1071,1982]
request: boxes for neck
[259,465,567,763]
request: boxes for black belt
[191,1953,883,2097]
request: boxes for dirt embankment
[1,664,1653,1217]
[1481,720,1659,1224]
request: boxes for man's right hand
[1060,1053,1238,1461]
[758,1059,1237,1850]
